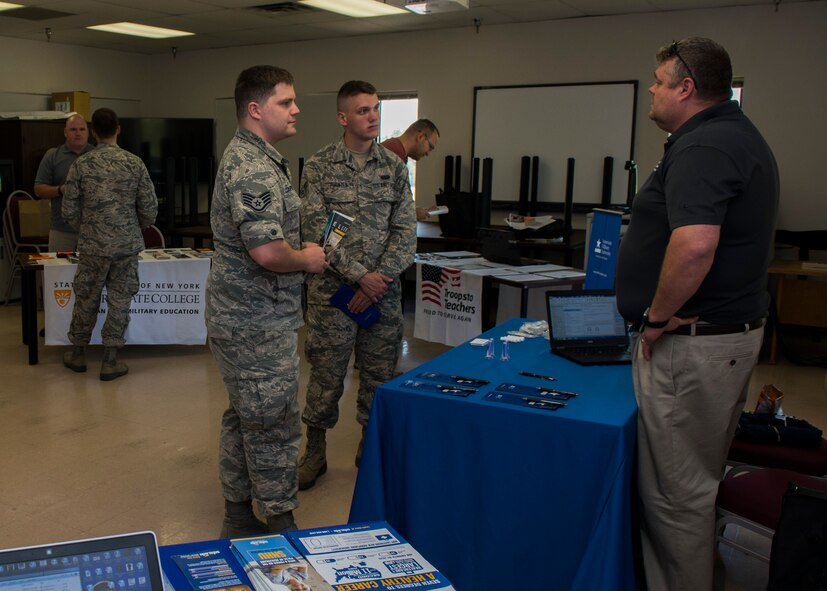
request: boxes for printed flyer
[286,522,454,591]
[171,549,250,591]
[231,535,333,591]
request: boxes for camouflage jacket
[63,143,157,256]
[206,127,304,331]
[300,139,415,304]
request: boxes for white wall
[0,36,150,115]
[1,2,824,230]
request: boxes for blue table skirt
[350,318,638,591]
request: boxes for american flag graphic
[421,264,462,305]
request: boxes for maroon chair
[142,225,165,249]
[716,467,827,562]
[729,436,827,476]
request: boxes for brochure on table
[166,522,453,591]
[287,522,455,591]
[171,549,250,591]
[230,534,333,591]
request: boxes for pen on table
[539,386,577,397]
[522,396,566,407]
[518,371,557,382]
[447,374,488,384]
[438,385,477,394]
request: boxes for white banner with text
[414,262,482,347]
[43,255,210,346]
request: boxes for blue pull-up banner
[585,209,623,290]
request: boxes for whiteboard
[472,81,637,208]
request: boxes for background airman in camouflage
[298,80,416,490]
[206,65,327,538]
[61,107,157,381]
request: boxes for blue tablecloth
[349,318,638,591]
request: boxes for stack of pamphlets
[230,534,334,591]
[321,211,354,254]
[286,522,455,590]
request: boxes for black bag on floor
[734,412,823,448]
[767,481,827,591]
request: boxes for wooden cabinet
[768,259,827,363]
[0,119,66,197]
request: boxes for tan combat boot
[63,345,87,372]
[298,427,327,490]
[100,347,128,381]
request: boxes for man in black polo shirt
[616,37,778,590]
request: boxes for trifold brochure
[170,522,454,591]
[170,550,250,591]
[321,211,354,254]
[287,522,455,591]
[230,534,333,591]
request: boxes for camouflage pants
[209,324,301,517]
[303,284,403,430]
[68,254,139,348]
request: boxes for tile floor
[0,301,824,590]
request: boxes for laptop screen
[546,290,628,345]
[0,532,163,591]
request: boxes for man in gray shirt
[34,113,94,251]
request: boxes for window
[732,77,743,105]
[379,96,418,198]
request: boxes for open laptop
[545,289,632,365]
[0,531,165,591]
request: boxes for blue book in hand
[329,284,381,328]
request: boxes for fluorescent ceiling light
[404,1,429,14]
[299,0,406,18]
[406,0,469,14]
[87,22,194,39]
[0,2,23,11]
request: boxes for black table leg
[520,286,529,318]
[21,265,38,365]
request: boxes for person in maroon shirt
[381,119,439,220]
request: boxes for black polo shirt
[616,100,779,325]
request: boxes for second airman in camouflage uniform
[298,80,416,490]
[62,107,157,381]
[206,65,327,538]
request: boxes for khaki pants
[633,327,764,591]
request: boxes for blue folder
[330,284,381,328]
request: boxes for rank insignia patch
[242,191,272,212]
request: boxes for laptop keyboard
[564,346,628,357]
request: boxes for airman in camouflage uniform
[299,80,416,490]
[206,65,327,538]
[61,107,158,381]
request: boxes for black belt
[665,319,765,336]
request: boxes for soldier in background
[298,80,416,490]
[206,65,327,537]
[61,108,157,381]
[34,113,94,251]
